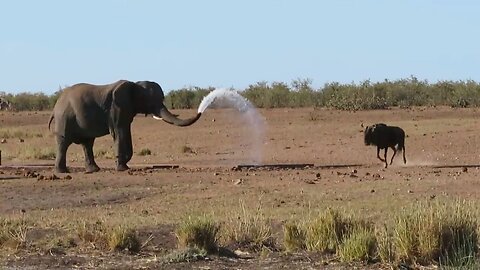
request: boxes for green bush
[3,77,480,111]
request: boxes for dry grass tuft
[222,201,275,251]
[175,214,220,253]
[107,225,141,253]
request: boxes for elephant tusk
[152,115,163,120]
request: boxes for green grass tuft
[175,214,220,253]
[338,226,377,262]
[107,225,141,253]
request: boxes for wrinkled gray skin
[49,80,202,173]
[364,123,406,168]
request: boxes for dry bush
[107,225,140,253]
[393,200,478,267]
[283,222,306,252]
[0,217,31,250]
[137,148,152,156]
[175,214,220,253]
[222,201,275,251]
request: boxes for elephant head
[133,81,201,126]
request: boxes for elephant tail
[48,114,54,131]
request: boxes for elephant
[48,80,202,173]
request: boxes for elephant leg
[55,136,71,173]
[82,138,100,173]
[113,126,133,171]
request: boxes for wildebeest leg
[390,146,397,165]
[384,148,388,168]
[82,138,100,173]
[377,147,385,162]
[403,145,407,164]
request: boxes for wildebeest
[364,123,406,168]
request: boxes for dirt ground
[1,107,480,269]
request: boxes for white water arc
[197,88,266,165]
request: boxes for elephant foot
[85,164,101,174]
[55,166,69,173]
[116,163,130,171]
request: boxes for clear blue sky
[1,0,479,94]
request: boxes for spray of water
[198,88,266,164]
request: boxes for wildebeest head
[364,123,387,146]
[364,125,374,145]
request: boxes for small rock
[370,189,375,193]
[212,118,215,122]
[64,175,72,180]
[462,167,468,173]
[19,138,24,143]
[408,190,413,194]
[430,194,436,199]
[304,179,316,184]
[315,172,321,178]
[234,178,243,185]
[214,172,219,176]
[1,139,6,143]
[352,169,357,174]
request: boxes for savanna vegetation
[2,77,480,111]
[1,199,478,268]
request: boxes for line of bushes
[2,77,480,111]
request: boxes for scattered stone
[1,139,6,143]
[315,172,321,178]
[352,169,357,174]
[214,172,219,176]
[462,167,468,173]
[234,178,243,185]
[370,189,375,193]
[64,175,72,180]
[408,190,413,194]
[212,118,215,122]
[19,138,24,143]
[430,194,436,200]
[304,179,316,184]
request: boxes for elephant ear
[111,81,135,120]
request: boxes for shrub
[338,226,377,262]
[222,201,275,251]
[76,220,108,249]
[0,217,31,250]
[393,200,478,267]
[137,148,152,156]
[107,225,140,253]
[283,222,306,252]
[175,215,220,253]
[304,208,353,253]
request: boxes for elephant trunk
[154,106,201,127]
